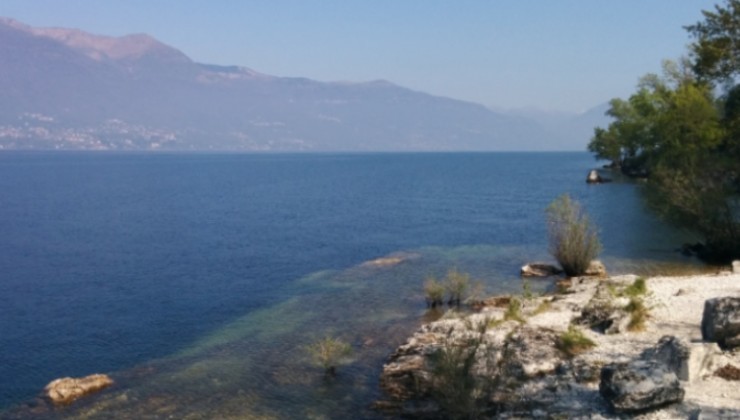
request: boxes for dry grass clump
[625,297,649,331]
[714,364,740,381]
[557,325,596,357]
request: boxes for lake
[0,152,708,418]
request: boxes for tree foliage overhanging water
[588,0,740,262]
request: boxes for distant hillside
[498,103,612,151]
[0,17,583,152]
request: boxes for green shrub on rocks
[430,335,495,419]
[546,194,602,277]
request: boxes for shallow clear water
[0,152,709,418]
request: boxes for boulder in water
[586,169,611,184]
[520,263,562,277]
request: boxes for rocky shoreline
[377,269,740,419]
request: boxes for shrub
[445,269,470,306]
[430,335,495,418]
[424,277,446,308]
[306,336,352,375]
[557,325,596,357]
[546,194,602,277]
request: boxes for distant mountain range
[0,17,610,152]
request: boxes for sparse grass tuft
[557,325,596,357]
[533,299,552,315]
[623,277,647,297]
[487,318,506,329]
[522,279,535,300]
[625,297,649,331]
[430,336,493,419]
[504,297,525,323]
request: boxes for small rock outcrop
[599,360,684,413]
[586,169,611,184]
[587,169,602,183]
[44,374,113,405]
[642,336,691,380]
[576,292,630,334]
[584,260,608,277]
[500,327,562,380]
[701,297,740,349]
[520,263,562,277]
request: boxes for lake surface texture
[0,152,707,418]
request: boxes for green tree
[686,0,740,83]
[588,57,738,261]
[546,194,602,277]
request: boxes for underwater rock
[360,252,419,268]
[44,374,113,405]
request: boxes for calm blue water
[0,152,705,417]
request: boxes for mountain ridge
[0,17,608,151]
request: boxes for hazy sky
[0,0,720,113]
